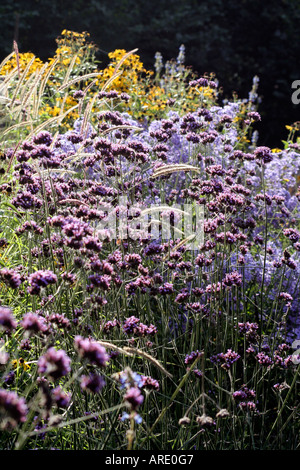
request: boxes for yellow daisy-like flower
[0,52,44,78]
[12,358,30,371]
[100,49,150,94]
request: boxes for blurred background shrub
[0,0,299,147]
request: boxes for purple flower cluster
[256,351,273,367]
[80,374,106,393]
[210,349,241,370]
[1,69,300,446]
[233,386,257,412]
[184,350,204,366]
[74,336,109,367]
[112,368,158,424]
[238,322,259,343]
[101,318,120,333]
[0,268,24,289]
[140,375,160,391]
[28,270,58,295]
[0,389,28,429]
[0,307,17,331]
[122,316,157,337]
[52,386,71,408]
[123,386,144,411]
[20,312,48,335]
[38,347,71,381]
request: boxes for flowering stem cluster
[0,35,299,451]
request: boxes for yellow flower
[12,358,30,371]
[238,136,250,144]
[40,105,61,117]
[0,52,44,78]
[99,49,150,94]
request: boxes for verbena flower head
[80,374,106,393]
[210,349,241,369]
[74,336,109,367]
[254,146,273,164]
[0,389,28,429]
[256,351,274,367]
[185,350,204,366]
[28,270,58,295]
[122,316,157,337]
[238,322,259,343]
[233,386,256,401]
[0,307,17,331]
[38,347,71,381]
[52,386,71,408]
[140,375,160,391]
[124,387,144,411]
[0,268,23,289]
[21,312,48,335]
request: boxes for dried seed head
[216,408,230,418]
[178,416,191,426]
[196,414,215,427]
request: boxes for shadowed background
[0,0,299,148]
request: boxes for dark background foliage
[0,0,299,147]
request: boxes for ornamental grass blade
[151,163,200,178]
